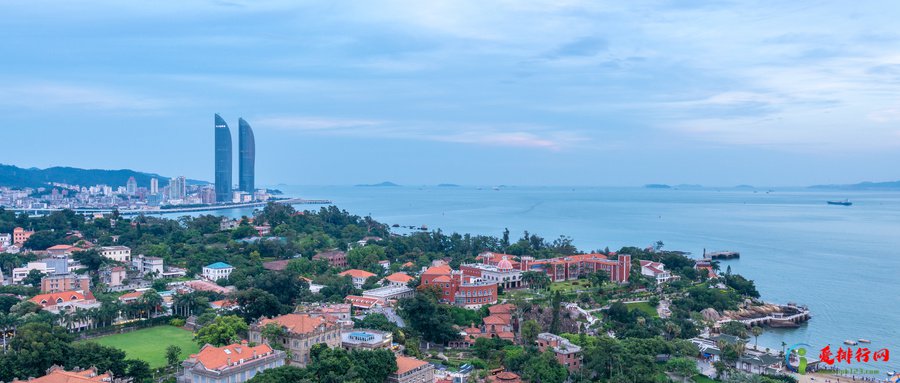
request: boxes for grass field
[625,301,659,318]
[693,374,720,383]
[82,326,199,368]
[549,279,592,293]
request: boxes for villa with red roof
[17,366,118,383]
[452,303,517,347]
[338,269,377,288]
[420,265,498,309]
[640,260,674,284]
[29,290,100,331]
[388,356,434,383]
[178,341,285,383]
[249,313,341,367]
[384,272,414,287]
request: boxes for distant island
[437,183,460,187]
[355,181,400,187]
[809,180,900,190]
[644,184,672,189]
[0,163,207,189]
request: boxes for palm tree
[750,326,763,349]
[141,290,163,318]
[0,313,20,350]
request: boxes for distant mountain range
[0,163,208,189]
[808,180,900,190]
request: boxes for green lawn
[625,301,659,318]
[693,374,720,383]
[81,326,199,368]
[549,279,591,293]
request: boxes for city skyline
[2,2,899,186]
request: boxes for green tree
[246,366,312,383]
[66,342,129,378]
[521,319,541,345]
[751,326,763,348]
[398,294,458,345]
[166,345,183,369]
[666,357,700,383]
[195,315,248,346]
[22,269,44,287]
[522,351,568,383]
[124,359,152,382]
[231,288,285,323]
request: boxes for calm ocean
[179,185,900,373]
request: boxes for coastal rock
[701,308,721,322]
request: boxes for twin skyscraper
[214,114,255,203]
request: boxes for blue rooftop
[206,262,233,269]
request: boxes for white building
[362,285,415,305]
[13,262,56,284]
[132,254,165,275]
[99,246,132,263]
[461,257,524,290]
[202,262,234,281]
[639,260,674,284]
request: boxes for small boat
[858,339,871,344]
[827,199,852,206]
[843,340,858,346]
[887,371,896,376]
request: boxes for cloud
[255,116,384,131]
[254,115,587,150]
[543,37,608,58]
[0,82,168,111]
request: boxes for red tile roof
[338,269,377,279]
[488,303,515,315]
[118,291,144,302]
[192,342,274,371]
[344,295,379,309]
[259,314,334,335]
[385,272,414,283]
[262,259,290,271]
[483,315,509,325]
[422,265,452,275]
[27,367,111,383]
[395,356,429,375]
[29,291,86,307]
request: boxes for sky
[2,0,900,187]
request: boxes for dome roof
[497,256,513,271]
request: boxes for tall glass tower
[238,118,255,193]
[214,114,232,203]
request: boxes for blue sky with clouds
[2,0,899,186]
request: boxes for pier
[717,304,811,328]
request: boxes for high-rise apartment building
[238,118,255,193]
[150,177,159,195]
[169,176,186,200]
[126,176,137,195]
[214,113,232,203]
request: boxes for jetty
[717,303,811,328]
[704,249,740,259]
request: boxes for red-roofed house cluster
[419,263,499,309]
[452,303,517,347]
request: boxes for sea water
[174,185,900,373]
